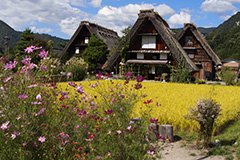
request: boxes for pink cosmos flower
[147,150,154,155]
[119,62,125,66]
[116,130,121,134]
[38,50,48,58]
[67,72,72,76]
[11,134,16,140]
[31,102,41,105]
[36,94,41,100]
[3,60,17,70]
[127,126,132,130]
[39,65,49,71]
[107,152,111,156]
[24,46,36,53]
[129,121,135,124]
[21,56,31,64]
[33,142,38,147]
[22,142,27,146]
[4,76,11,83]
[18,94,28,99]
[38,136,46,142]
[1,121,9,130]
[28,62,37,69]
[27,84,37,88]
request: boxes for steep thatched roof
[102,9,198,72]
[60,21,119,59]
[177,23,222,66]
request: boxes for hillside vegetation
[206,12,240,60]
[0,20,68,49]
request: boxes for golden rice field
[58,80,240,131]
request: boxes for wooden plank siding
[178,28,215,80]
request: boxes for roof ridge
[80,21,118,35]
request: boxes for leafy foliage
[64,57,88,81]
[16,28,35,55]
[206,12,240,60]
[170,64,191,83]
[220,67,237,85]
[82,34,108,71]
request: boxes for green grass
[174,130,198,143]
[175,120,240,159]
[210,120,240,159]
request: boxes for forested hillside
[0,20,68,49]
[205,12,240,60]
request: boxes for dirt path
[156,140,226,160]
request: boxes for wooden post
[160,124,173,142]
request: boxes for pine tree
[16,28,35,55]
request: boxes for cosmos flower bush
[0,47,165,159]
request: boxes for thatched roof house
[102,9,198,80]
[177,23,222,80]
[60,21,119,60]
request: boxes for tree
[16,28,35,55]
[82,34,108,71]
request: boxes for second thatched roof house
[177,23,222,80]
[60,21,119,62]
[102,9,199,80]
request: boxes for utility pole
[4,36,10,59]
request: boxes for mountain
[205,12,240,60]
[211,12,240,34]
[0,20,68,49]
[172,27,216,36]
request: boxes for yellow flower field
[58,80,240,131]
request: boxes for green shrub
[64,57,88,81]
[171,68,191,83]
[195,79,206,84]
[221,67,236,85]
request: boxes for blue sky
[0,0,239,39]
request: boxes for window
[149,66,155,74]
[186,50,194,59]
[185,36,193,45]
[75,47,80,54]
[137,53,144,59]
[188,54,194,59]
[142,36,156,49]
[152,55,157,60]
[160,53,167,60]
[84,37,89,44]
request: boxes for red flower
[144,99,153,104]
[104,109,113,115]
[150,118,159,123]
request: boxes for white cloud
[30,26,53,33]
[90,0,102,8]
[0,0,89,36]
[70,0,87,7]
[220,15,231,20]
[59,17,84,36]
[168,9,192,28]
[201,0,238,14]
[89,3,175,36]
